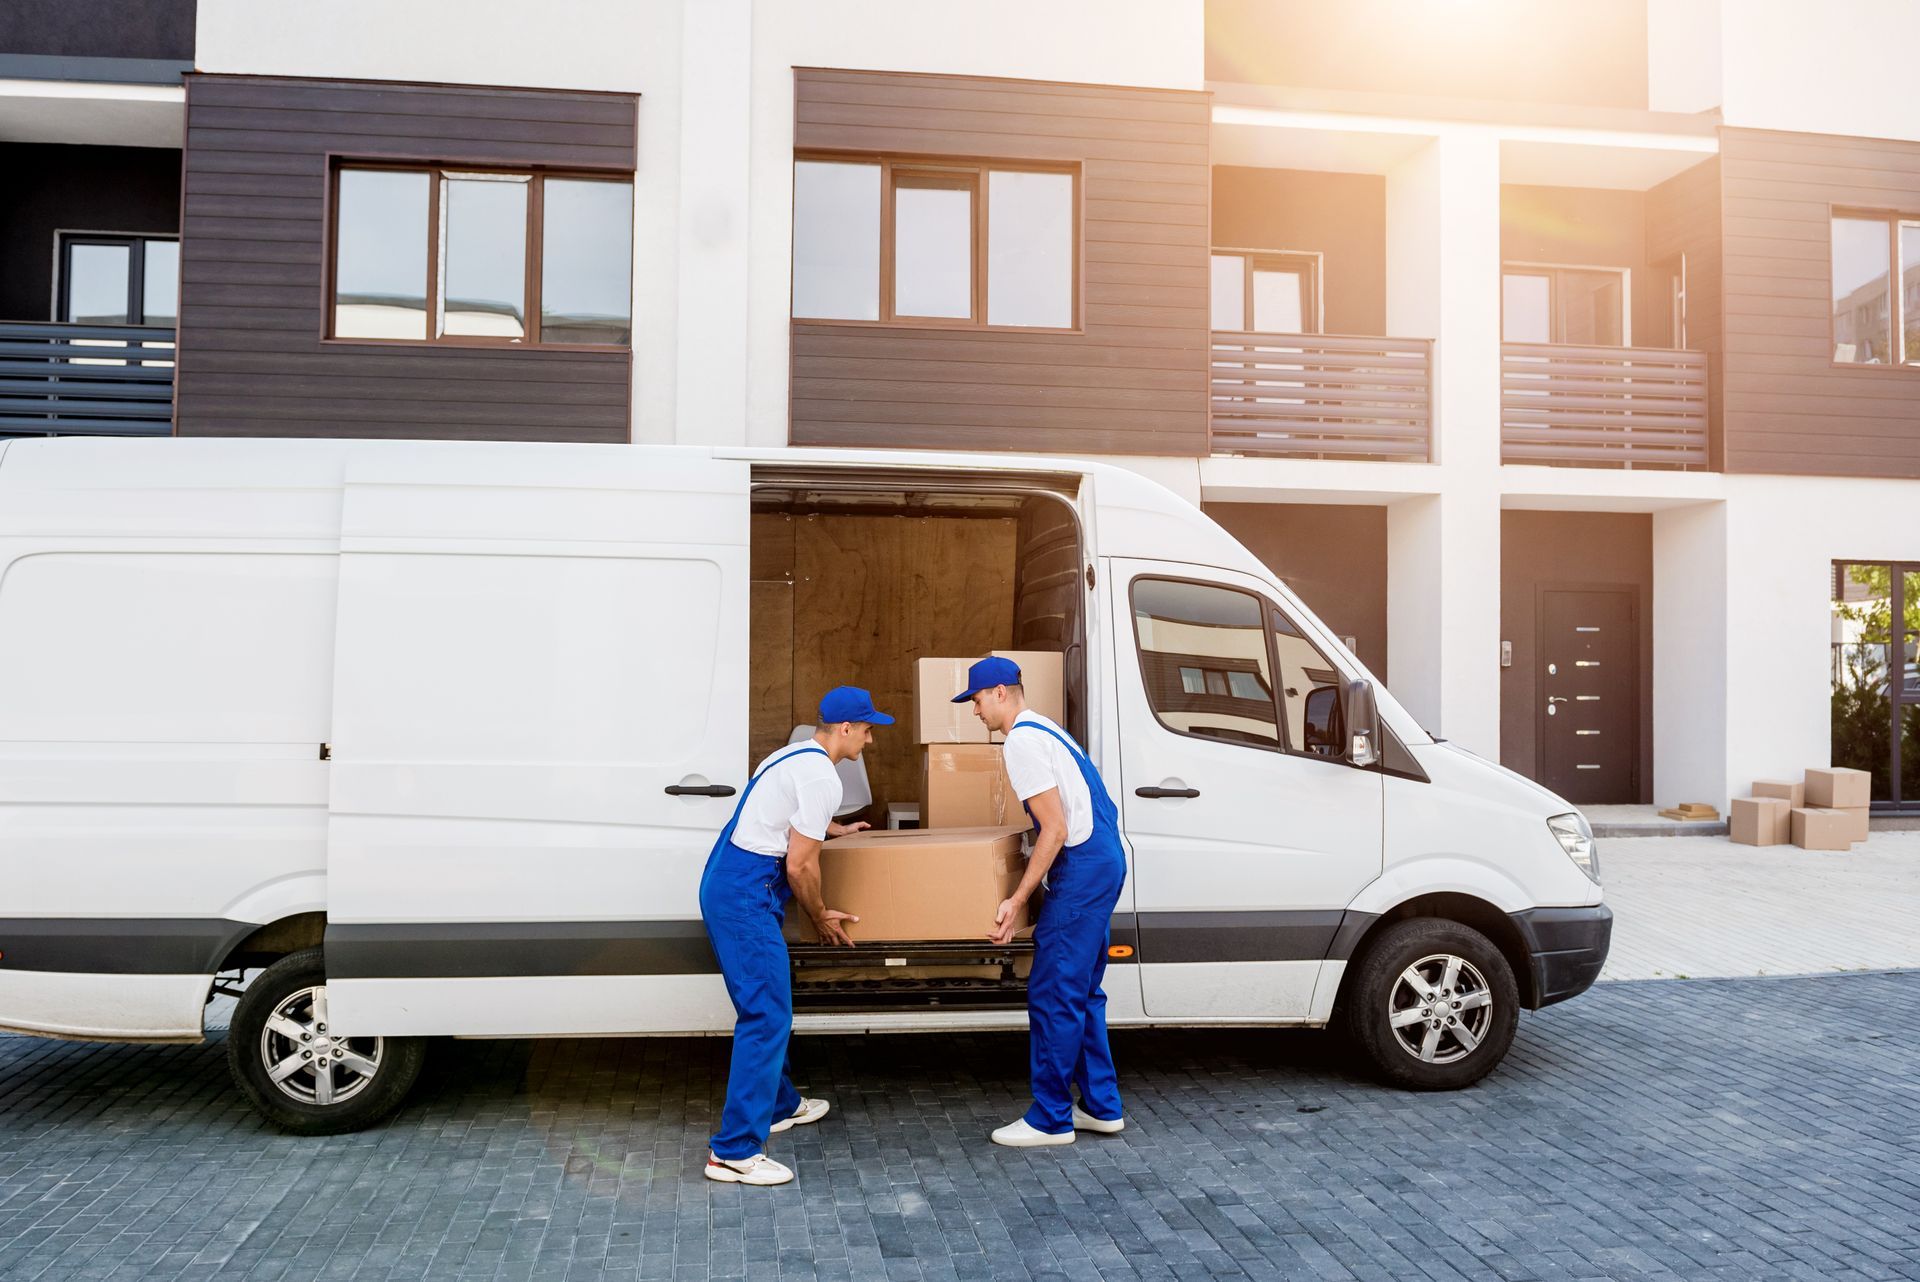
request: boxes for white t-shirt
[731,743,843,858]
[1002,711,1096,847]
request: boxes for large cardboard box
[1791,807,1852,852]
[1838,805,1870,843]
[1751,779,1804,808]
[912,651,1067,744]
[791,824,1029,942]
[1729,796,1791,847]
[1805,767,1870,810]
[923,743,1018,829]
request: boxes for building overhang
[0,76,184,148]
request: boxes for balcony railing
[1501,342,1708,469]
[0,321,176,436]
[1210,331,1432,461]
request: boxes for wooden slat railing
[1210,331,1432,461]
[1501,342,1708,469]
[0,321,176,436]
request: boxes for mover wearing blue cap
[697,685,895,1186]
[952,656,1129,1147]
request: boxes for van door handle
[1135,786,1200,799]
[664,784,737,797]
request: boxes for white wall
[1645,0,1721,115]
[1719,0,1920,141]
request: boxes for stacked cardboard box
[913,651,1063,827]
[788,824,1030,943]
[1730,767,1870,850]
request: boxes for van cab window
[1272,607,1345,759]
[1130,578,1280,747]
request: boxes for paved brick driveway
[3,971,1916,1281]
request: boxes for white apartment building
[4,0,1919,813]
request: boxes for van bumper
[1509,904,1612,1009]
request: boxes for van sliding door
[321,447,749,1037]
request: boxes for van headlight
[1547,812,1600,883]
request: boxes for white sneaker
[769,1097,831,1133]
[990,1117,1076,1148]
[703,1152,794,1186]
[1072,1105,1125,1134]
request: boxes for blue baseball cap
[951,655,1022,703]
[818,685,894,726]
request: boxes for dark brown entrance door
[1540,589,1637,803]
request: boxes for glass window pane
[1557,269,1623,345]
[1131,579,1278,747]
[1252,268,1304,333]
[893,178,972,319]
[334,169,429,340]
[67,243,130,325]
[1272,606,1342,757]
[141,240,179,327]
[1211,254,1246,331]
[1832,216,1892,364]
[1502,273,1551,342]
[1902,224,1920,365]
[1831,561,1894,801]
[987,170,1072,327]
[442,175,528,338]
[792,161,880,321]
[540,179,632,345]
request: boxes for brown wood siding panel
[788,68,1211,456]
[175,74,636,443]
[1646,156,1723,467]
[1718,128,1920,477]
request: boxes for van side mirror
[1343,679,1380,768]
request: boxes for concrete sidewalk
[1598,827,1920,981]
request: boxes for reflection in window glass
[541,179,632,345]
[792,161,880,320]
[1558,269,1623,345]
[68,244,130,325]
[335,169,429,340]
[1502,273,1551,342]
[1903,224,1920,364]
[142,241,179,327]
[893,177,972,319]
[1272,607,1342,757]
[1131,579,1278,747]
[441,175,528,338]
[1252,268,1304,333]
[1210,254,1246,331]
[1832,216,1892,364]
[987,170,1072,327]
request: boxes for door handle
[1135,786,1200,799]
[664,784,737,797]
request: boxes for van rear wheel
[1342,918,1518,1091]
[227,948,426,1134]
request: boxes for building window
[1831,212,1920,366]
[329,165,632,347]
[58,235,179,327]
[1501,264,1627,345]
[1210,250,1319,334]
[791,156,1077,329]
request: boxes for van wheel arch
[1331,893,1533,1025]
[214,912,328,974]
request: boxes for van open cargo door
[320,444,748,1037]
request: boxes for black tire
[1341,918,1518,1091]
[226,948,427,1135]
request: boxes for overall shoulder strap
[1008,719,1088,763]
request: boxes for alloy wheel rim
[258,984,383,1106]
[1387,953,1493,1065]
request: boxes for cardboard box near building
[1805,767,1870,810]
[789,824,1029,942]
[1791,807,1853,852]
[1838,805,1870,843]
[1730,796,1791,846]
[922,743,1018,829]
[1751,779,1805,808]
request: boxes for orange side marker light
[1108,944,1134,959]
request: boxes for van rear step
[789,939,1032,1011]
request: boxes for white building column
[1652,500,1730,808]
[1381,133,1502,753]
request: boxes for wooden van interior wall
[750,512,1016,819]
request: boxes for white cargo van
[0,437,1608,1133]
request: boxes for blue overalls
[697,745,826,1161]
[1009,720,1128,1135]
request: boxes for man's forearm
[787,855,831,925]
[1013,827,1067,904]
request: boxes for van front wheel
[227,948,426,1134]
[1342,918,1518,1090]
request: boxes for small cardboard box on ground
[788,824,1029,943]
[1752,779,1805,808]
[1805,767,1870,810]
[923,743,1018,829]
[1730,796,1791,846]
[1791,807,1853,852]
[1838,806,1870,843]
[912,651,1066,744]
